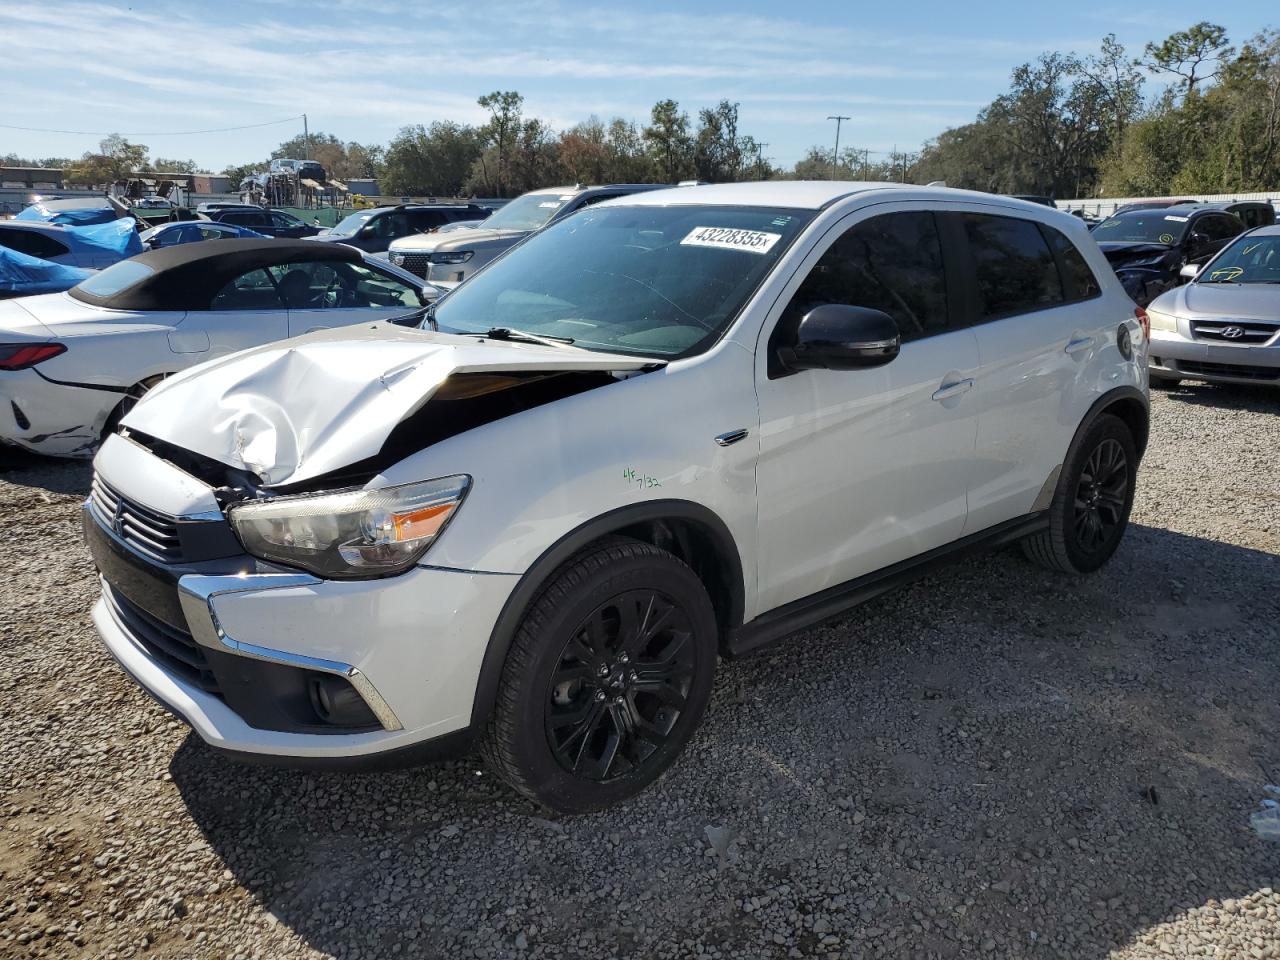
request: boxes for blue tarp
[65,218,144,261]
[0,247,93,296]
[16,201,120,226]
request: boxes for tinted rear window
[964,214,1063,319]
[1041,225,1101,300]
[72,260,155,299]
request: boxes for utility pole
[756,142,769,180]
[302,113,311,160]
[827,115,850,180]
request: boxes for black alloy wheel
[1072,438,1129,557]
[1022,413,1138,574]
[545,589,696,782]
[482,538,718,813]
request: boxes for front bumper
[0,368,119,457]
[1149,328,1280,385]
[86,490,519,761]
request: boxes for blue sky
[0,0,1273,172]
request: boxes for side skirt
[726,512,1048,657]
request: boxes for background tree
[477,90,524,196]
[1142,22,1234,98]
[65,134,149,186]
[381,121,483,196]
[644,99,693,182]
[1083,34,1145,152]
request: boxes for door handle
[931,378,973,402]
[1065,335,1096,355]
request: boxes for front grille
[89,476,183,564]
[104,584,221,697]
[1178,360,1280,381]
[395,253,431,279]
[1190,319,1278,345]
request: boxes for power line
[0,115,305,137]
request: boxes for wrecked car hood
[122,324,656,486]
[1098,242,1174,264]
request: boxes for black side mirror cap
[780,304,901,372]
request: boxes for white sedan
[0,238,434,457]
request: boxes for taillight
[0,342,66,370]
[1133,306,1149,341]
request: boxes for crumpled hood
[1151,280,1280,321]
[1098,242,1174,265]
[389,227,529,255]
[122,324,654,486]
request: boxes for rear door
[959,211,1115,531]
[277,259,425,336]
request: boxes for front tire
[482,538,718,814]
[1022,413,1137,574]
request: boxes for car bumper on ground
[0,368,119,456]
[1148,329,1280,385]
[86,500,519,762]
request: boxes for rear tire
[482,538,718,814]
[1022,413,1137,574]
[100,374,166,441]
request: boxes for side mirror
[782,304,900,372]
[420,283,444,304]
[1188,231,1210,249]
[1179,263,1201,280]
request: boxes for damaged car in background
[83,182,1148,813]
[0,239,434,456]
[1091,204,1245,306]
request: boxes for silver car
[1147,225,1280,387]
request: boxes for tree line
[910,22,1280,198]
[5,24,1278,200]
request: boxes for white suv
[84,182,1149,812]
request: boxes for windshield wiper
[474,327,576,348]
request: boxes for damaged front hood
[121,324,655,486]
[392,227,528,254]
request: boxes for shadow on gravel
[0,445,92,496]
[169,523,1280,959]
[1154,380,1280,415]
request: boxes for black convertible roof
[69,239,363,311]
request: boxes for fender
[467,499,746,731]
[1032,384,1149,511]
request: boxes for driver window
[210,268,283,310]
[779,211,950,346]
[266,262,338,308]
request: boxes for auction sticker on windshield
[681,226,781,254]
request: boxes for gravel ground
[1,385,1278,960]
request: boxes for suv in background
[1091,205,1245,305]
[387,183,669,284]
[312,203,491,254]
[85,182,1148,813]
[205,207,322,238]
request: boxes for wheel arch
[468,499,746,731]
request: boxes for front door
[753,206,981,614]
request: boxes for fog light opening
[308,674,379,727]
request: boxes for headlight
[390,252,405,266]
[1146,308,1178,333]
[229,476,470,579]
[428,251,473,265]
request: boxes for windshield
[330,211,377,237]
[433,204,813,357]
[1092,212,1190,245]
[480,194,570,232]
[1199,234,1280,283]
